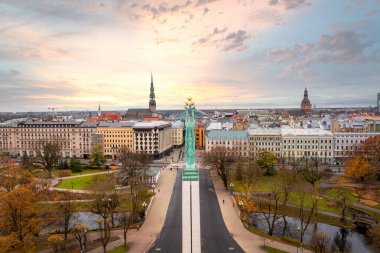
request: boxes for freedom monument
[182,97,201,253]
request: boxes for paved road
[199,169,244,253]
[148,171,182,252]
[149,169,243,253]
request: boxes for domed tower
[149,73,157,116]
[301,88,312,115]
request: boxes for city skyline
[1,0,380,112]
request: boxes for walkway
[88,167,177,253]
[211,170,311,253]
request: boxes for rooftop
[97,121,135,128]
[133,121,171,129]
[207,130,248,140]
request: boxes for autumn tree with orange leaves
[0,187,39,252]
[345,156,375,182]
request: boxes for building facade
[0,120,96,158]
[195,123,205,149]
[171,121,184,148]
[205,130,249,157]
[333,132,380,159]
[96,122,135,159]
[133,121,172,158]
[249,128,282,157]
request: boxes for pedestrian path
[211,171,311,253]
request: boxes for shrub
[58,169,72,177]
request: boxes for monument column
[182,98,201,253]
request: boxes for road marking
[228,247,235,250]
[155,248,162,251]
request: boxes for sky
[0,0,380,112]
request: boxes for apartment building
[170,121,184,148]
[205,130,249,157]
[333,132,380,159]
[96,122,135,159]
[248,128,282,157]
[133,121,173,158]
[0,120,96,158]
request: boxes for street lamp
[151,184,156,193]
[142,201,147,219]
[229,182,234,194]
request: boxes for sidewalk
[88,167,177,253]
[211,171,310,253]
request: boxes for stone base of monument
[182,180,201,253]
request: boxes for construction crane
[48,107,56,121]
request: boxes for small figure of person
[223,199,225,204]
[137,225,140,231]
[158,188,160,193]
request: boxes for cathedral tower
[149,73,157,115]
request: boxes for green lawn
[52,168,102,177]
[233,174,282,193]
[324,188,358,203]
[285,192,339,214]
[56,174,108,190]
[107,245,129,253]
[262,245,289,253]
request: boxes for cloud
[194,27,227,44]
[269,0,311,10]
[222,30,250,51]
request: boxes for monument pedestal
[182,180,201,253]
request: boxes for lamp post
[229,182,234,194]
[151,184,156,193]
[142,201,147,220]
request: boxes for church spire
[149,72,156,114]
[98,104,101,117]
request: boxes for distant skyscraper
[377,93,380,113]
[149,73,157,115]
[301,88,312,115]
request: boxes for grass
[107,245,129,253]
[324,188,359,202]
[285,192,339,214]
[56,174,108,190]
[261,245,289,253]
[233,174,282,193]
[52,168,102,177]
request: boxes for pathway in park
[211,170,311,253]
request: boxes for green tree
[69,158,83,173]
[257,149,278,175]
[89,146,107,169]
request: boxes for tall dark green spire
[149,72,156,113]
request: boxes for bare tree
[297,190,320,247]
[310,231,329,253]
[334,190,352,223]
[97,217,111,253]
[204,146,236,188]
[261,186,282,236]
[35,142,62,178]
[73,224,88,252]
[55,193,77,245]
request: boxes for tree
[69,158,83,173]
[260,187,282,236]
[48,234,64,253]
[90,175,119,228]
[119,193,132,248]
[97,218,111,253]
[345,156,375,182]
[310,231,329,253]
[204,146,236,188]
[302,168,325,197]
[334,190,352,223]
[257,149,278,175]
[89,145,107,169]
[55,193,77,244]
[278,169,298,235]
[72,224,88,252]
[35,142,62,178]
[236,160,261,200]
[331,228,351,253]
[0,155,32,192]
[368,226,380,250]
[357,136,380,167]
[296,189,319,247]
[0,187,39,252]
